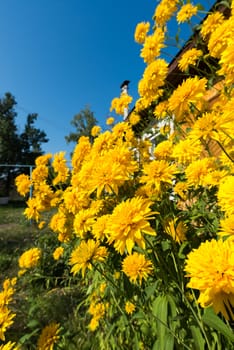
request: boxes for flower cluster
[6,0,234,348]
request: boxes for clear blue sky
[0,0,215,159]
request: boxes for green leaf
[152,295,173,350]
[164,333,175,350]
[190,325,205,350]
[145,281,158,300]
[202,307,234,342]
[27,319,40,329]
[153,339,160,350]
[19,328,40,344]
[133,332,140,350]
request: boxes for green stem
[91,262,123,294]
[216,140,234,163]
[176,282,212,350]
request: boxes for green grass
[0,201,38,282]
[0,202,88,349]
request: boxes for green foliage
[65,105,98,145]
[0,92,48,195]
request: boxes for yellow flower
[153,101,169,119]
[177,4,198,23]
[0,307,16,341]
[203,170,228,188]
[73,208,96,238]
[178,48,202,72]
[173,182,188,201]
[38,221,46,229]
[125,301,136,314]
[99,282,106,295]
[110,94,132,116]
[189,112,223,142]
[113,271,121,280]
[168,77,207,121]
[33,181,54,210]
[88,157,126,198]
[164,218,187,244]
[122,252,153,285]
[15,174,31,196]
[185,239,234,320]
[19,248,41,270]
[154,140,173,160]
[50,208,68,235]
[208,17,234,58]
[88,300,108,331]
[37,323,60,350]
[92,214,110,241]
[129,112,140,126]
[200,11,225,40]
[172,139,203,164]
[91,125,101,137]
[88,301,106,319]
[87,145,137,198]
[52,151,69,185]
[71,136,91,172]
[218,176,234,216]
[24,197,43,222]
[111,122,135,145]
[63,188,90,215]
[134,21,150,44]
[89,317,99,331]
[139,59,168,97]
[70,239,108,277]
[106,116,115,125]
[106,197,156,255]
[0,278,17,308]
[53,247,64,260]
[140,27,165,64]
[218,37,234,86]
[0,341,20,350]
[154,0,178,27]
[0,286,16,319]
[140,160,178,194]
[31,164,49,183]
[185,158,215,188]
[219,214,234,239]
[35,153,52,166]
[138,59,168,109]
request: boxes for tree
[19,113,48,165]
[65,106,98,145]
[0,92,48,195]
[0,92,19,165]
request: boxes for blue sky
[0,0,215,159]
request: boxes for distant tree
[0,92,48,196]
[0,92,19,165]
[19,113,48,165]
[65,106,98,145]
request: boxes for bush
[1,0,234,349]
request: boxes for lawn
[0,201,38,283]
[0,202,89,349]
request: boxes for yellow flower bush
[4,0,234,348]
